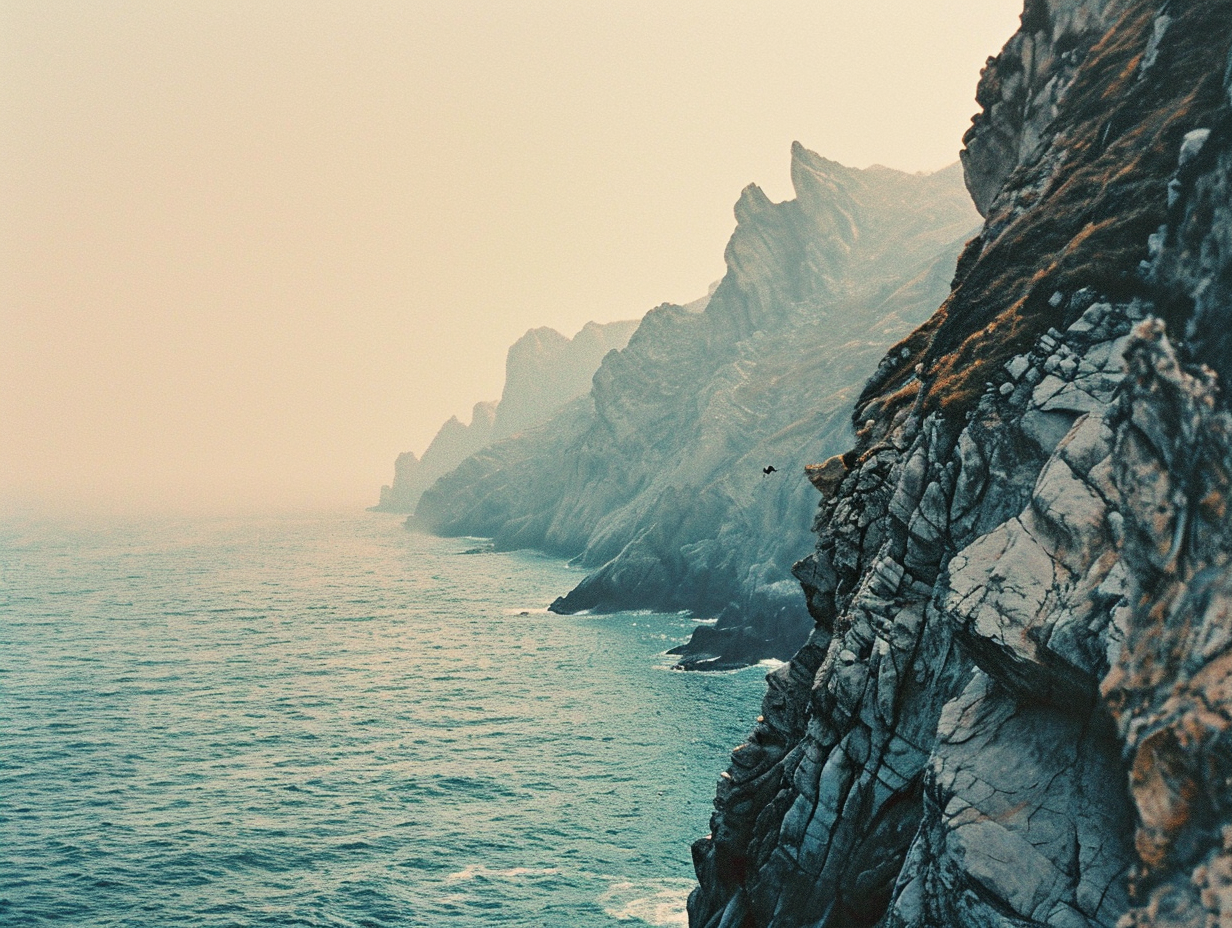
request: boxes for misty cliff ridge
[690,1,1232,926]
[373,319,637,513]
[412,144,979,668]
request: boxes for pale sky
[1,1,1022,516]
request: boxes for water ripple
[0,511,766,926]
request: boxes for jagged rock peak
[372,318,636,513]
[416,141,977,669]
[493,319,639,440]
[690,1,1232,926]
[713,143,975,345]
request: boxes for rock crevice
[690,2,1232,925]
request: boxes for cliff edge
[691,1,1232,925]
[416,146,978,668]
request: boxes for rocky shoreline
[413,149,978,669]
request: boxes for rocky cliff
[372,319,636,512]
[491,321,640,439]
[373,400,497,513]
[690,1,1232,926]
[414,145,978,668]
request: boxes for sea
[0,509,773,928]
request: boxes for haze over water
[1,1,1022,515]
[2,6,1033,926]
[1,511,768,927]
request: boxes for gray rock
[1007,355,1031,381]
[371,399,497,512]
[372,318,637,512]
[417,144,979,668]
[690,3,1232,926]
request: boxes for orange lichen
[806,454,850,496]
[1199,488,1227,522]
[1130,726,1202,871]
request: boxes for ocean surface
[0,510,773,927]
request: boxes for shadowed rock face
[413,145,978,668]
[961,0,1113,216]
[371,319,637,513]
[690,1,1232,926]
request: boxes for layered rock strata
[691,1,1232,925]
[416,147,978,668]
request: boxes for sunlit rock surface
[690,1,1232,925]
[414,144,979,668]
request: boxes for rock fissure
[690,2,1232,925]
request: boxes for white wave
[445,864,560,883]
[654,655,787,675]
[598,878,694,926]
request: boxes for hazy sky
[2,1,1022,515]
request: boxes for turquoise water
[0,511,770,927]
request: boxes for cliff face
[414,146,978,667]
[690,2,1232,926]
[372,319,636,513]
[492,320,639,439]
[374,450,425,512]
[960,0,1113,216]
[372,401,497,513]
